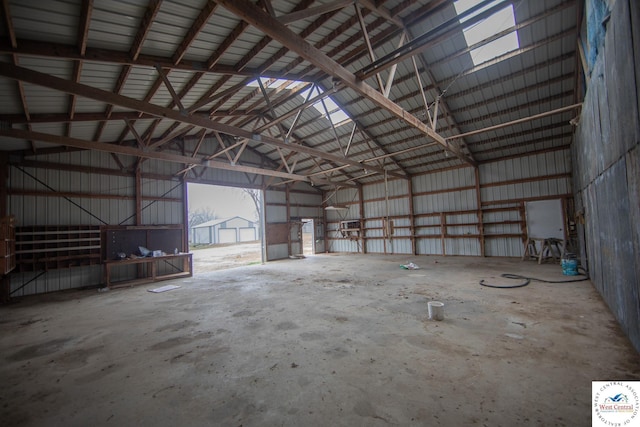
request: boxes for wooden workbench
[103,253,193,289]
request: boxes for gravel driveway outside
[190,233,314,273]
[190,241,262,273]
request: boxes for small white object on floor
[428,301,444,321]
[401,262,420,270]
[148,284,181,293]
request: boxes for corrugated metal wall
[325,187,360,253]
[571,0,640,353]
[264,182,323,260]
[7,150,186,296]
[480,150,572,256]
[329,150,572,257]
[185,135,268,188]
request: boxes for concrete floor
[1,254,639,426]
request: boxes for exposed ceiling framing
[0,0,582,189]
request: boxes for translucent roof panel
[454,0,520,66]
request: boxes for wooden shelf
[0,216,16,275]
[15,225,102,272]
[339,220,361,238]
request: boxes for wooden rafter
[1,0,36,152]
[124,120,146,149]
[120,1,315,170]
[77,0,93,56]
[66,0,93,137]
[214,0,475,166]
[445,104,583,142]
[0,38,314,81]
[0,127,326,184]
[149,125,195,150]
[251,84,324,134]
[154,64,186,114]
[356,0,510,80]
[313,0,430,73]
[0,0,580,187]
[333,53,575,142]
[173,1,218,65]
[130,0,163,61]
[355,3,384,92]
[277,0,352,25]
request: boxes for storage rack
[0,216,16,275]
[15,225,102,272]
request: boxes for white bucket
[428,301,444,321]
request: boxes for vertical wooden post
[440,212,447,255]
[408,178,416,255]
[440,212,446,256]
[519,201,528,254]
[358,184,366,254]
[286,184,291,256]
[383,220,387,255]
[182,178,189,252]
[0,154,9,302]
[322,189,329,254]
[474,167,485,257]
[135,162,143,279]
[135,161,142,225]
[0,153,7,217]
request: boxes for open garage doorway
[302,218,315,255]
[187,183,263,272]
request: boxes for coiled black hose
[479,268,590,289]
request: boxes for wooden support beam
[0,128,310,183]
[181,177,189,250]
[358,184,365,254]
[154,64,186,114]
[356,0,510,80]
[440,212,446,256]
[213,0,474,166]
[445,103,583,141]
[0,38,313,81]
[576,37,590,86]
[130,0,163,61]
[427,2,576,72]
[148,125,195,150]
[357,0,403,27]
[0,62,403,180]
[77,0,93,56]
[253,84,334,134]
[286,184,291,255]
[475,167,485,257]
[408,178,416,255]
[135,162,142,225]
[277,0,353,24]
[6,188,180,202]
[384,32,407,98]
[355,3,384,92]
[125,119,146,149]
[0,153,7,216]
[173,1,218,65]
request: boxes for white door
[218,228,237,244]
[239,228,256,242]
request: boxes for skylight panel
[246,79,352,127]
[454,0,520,66]
[301,86,351,126]
[247,78,294,89]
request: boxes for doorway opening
[187,183,263,272]
[301,218,315,255]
